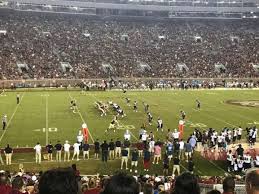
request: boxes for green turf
[0,89,258,175]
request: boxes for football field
[0,89,258,175]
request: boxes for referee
[2,115,7,130]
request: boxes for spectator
[206,190,221,194]
[245,168,259,194]
[143,183,153,194]
[143,148,151,172]
[222,176,235,194]
[10,176,28,194]
[172,172,200,194]
[101,172,139,194]
[0,173,12,194]
[38,168,79,194]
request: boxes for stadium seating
[0,11,259,80]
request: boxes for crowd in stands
[0,165,259,194]
[0,11,259,80]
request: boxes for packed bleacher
[1,166,258,194]
[0,11,259,80]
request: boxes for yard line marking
[208,160,227,174]
[45,94,49,145]
[180,164,188,171]
[128,130,138,141]
[68,93,94,143]
[0,93,25,144]
[204,113,238,128]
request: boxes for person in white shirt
[179,139,185,159]
[149,139,155,154]
[243,153,252,170]
[64,140,71,162]
[157,117,163,132]
[237,156,244,172]
[141,131,148,143]
[173,129,180,142]
[77,130,84,147]
[237,127,242,143]
[124,130,131,141]
[72,142,81,161]
[34,142,41,164]
[227,150,233,172]
[255,155,259,167]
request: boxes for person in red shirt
[83,179,100,194]
[0,173,12,194]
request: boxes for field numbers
[190,123,207,128]
[34,127,58,132]
[117,124,135,130]
[248,121,259,125]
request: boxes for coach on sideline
[4,144,13,165]
[246,168,259,194]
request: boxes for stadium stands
[0,11,259,80]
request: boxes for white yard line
[208,160,227,174]
[45,95,49,145]
[0,93,25,143]
[68,93,94,143]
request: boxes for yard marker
[68,93,94,143]
[0,93,25,144]
[45,94,49,145]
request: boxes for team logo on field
[226,100,259,107]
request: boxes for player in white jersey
[227,150,233,172]
[237,156,244,172]
[232,128,237,145]
[157,117,163,132]
[243,153,252,170]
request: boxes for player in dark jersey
[16,93,20,104]
[133,101,138,112]
[196,100,201,109]
[125,98,131,106]
[106,116,118,133]
[180,110,186,120]
[143,102,149,113]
